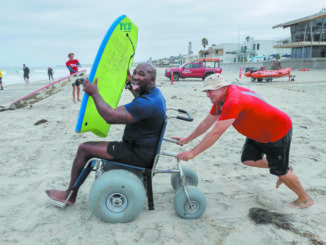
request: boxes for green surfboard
[76,15,138,137]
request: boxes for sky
[0,0,325,67]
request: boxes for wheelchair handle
[176,109,193,122]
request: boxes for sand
[0,68,326,244]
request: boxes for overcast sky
[1,0,325,67]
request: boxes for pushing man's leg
[242,157,268,168]
[278,171,313,209]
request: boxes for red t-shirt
[66,59,80,74]
[210,85,292,143]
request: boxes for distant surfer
[0,68,3,90]
[48,66,54,81]
[23,64,30,85]
[174,73,313,209]
[46,63,166,206]
[66,53,81,103]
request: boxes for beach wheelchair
[62,108,207,223]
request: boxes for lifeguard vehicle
[165,58,222,81]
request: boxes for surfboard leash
[125,33,135,90]
[126,33,135,69]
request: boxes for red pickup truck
[165,62,222,81]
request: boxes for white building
[202,39,291,63]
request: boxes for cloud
[0,0,325,66]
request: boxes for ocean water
[0,65,92,86]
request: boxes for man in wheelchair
[46,63,166,206]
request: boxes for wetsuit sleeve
[124,97,153,122]
[67,66,76,73]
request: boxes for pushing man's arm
[176,118,234,161]
[83,78,136,124]
[174,113,218,145]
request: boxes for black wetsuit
[48,68,54,80]
[23,67,30,79]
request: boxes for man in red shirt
[66,53,81,103]
[175,73,313,209]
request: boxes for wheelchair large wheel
[173,186,207,219]
[170,166,198,191]
[89,169,146,223]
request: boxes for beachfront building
[273,8,326,59]
[203,43,237,63]
[235,38,290,62]
[200,39,290,63]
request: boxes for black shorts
[72,78,85,87]
[241,128,292,176]
[0,78,2,83]
[72,79,80,86]
[107,141,155,168]
[24,75,29,79]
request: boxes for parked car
[165,62,222,81]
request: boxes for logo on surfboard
[120,22,132,32]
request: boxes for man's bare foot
[276,166,293,188]
[285,198,314,209]
[77,98,81,102]
[45,189,75,205]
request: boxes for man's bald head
[131,63,157,95]
[136,63,156,82]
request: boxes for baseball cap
[202,73,231,92]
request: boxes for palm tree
[201,38,208,57]
[245,36,250,42]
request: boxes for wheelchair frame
[56,108,203,219]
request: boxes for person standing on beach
[174,73,313,209]
[48,67,54,81]
[23,64,30,85]
[45,63,166,206]
[0,68,3,90]
[66,53,81,103]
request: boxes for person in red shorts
[66,53,81,103]
[174,73,313,209]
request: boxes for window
[253,43,256,50]
[312,46,326,57]
[184,64,192,69]
[303,46,312,58]
[321,47,326,57]
[305,21,312,41]
[312,19,323,41]
[257,43,260,50]
[321,18,326,41]
[192,63,202,68]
